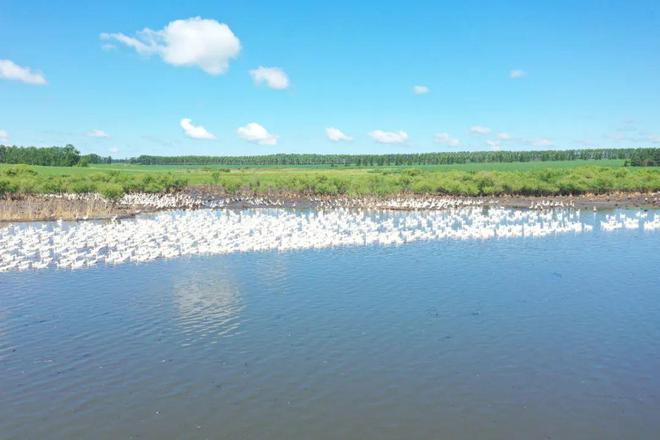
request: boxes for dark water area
[1,213,659,439]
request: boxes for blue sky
[1,0,659,157]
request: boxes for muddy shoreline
[1,189,658,222]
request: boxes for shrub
[69,180,95,194]
[2,165,37,177]
[38,178,66,193]
[0,179,17,194]
[211,171,221,184]
[219,178,241,193]
[99,183,124,200]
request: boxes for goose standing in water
[0,206,654,272]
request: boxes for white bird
[1,197,656,272]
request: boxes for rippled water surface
[1,208,659,439]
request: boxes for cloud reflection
[172,263,244,343]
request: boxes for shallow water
[1,208,659,439]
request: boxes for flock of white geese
[0,206,657,272]
[47,192,581,211]
[120,193,491,210]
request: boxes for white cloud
[606,131,628,141]
[369,130,408,144]
[573,139,595,147]
[325,127,352,142]
[0,129,9,142]
[109,147,120,154]
[413,85,430,95]
[486,140,502,151]
[249,66,290,90]
[180,118,216,140]
[470,125,491,135]
[532,138,553,147]
[0,59,47,85]
[434,132,460,147]
[604,130,655,144]
[237,122,278,145]
[510,69,527,79]
[101,17,241,75]
[87,129,110,139]
[497,132,511,140]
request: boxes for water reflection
[253,253,291,288]
[172,263,244,343]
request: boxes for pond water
[1,208,659,439]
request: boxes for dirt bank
[0,194,142,222]
[1,190,658,222]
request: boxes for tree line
[0,145,81,166]
[128,148,659,167]
[626,148,660,167]
[1,145,658,167]
[0,145,113,167]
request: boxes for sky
[1,0,659,158]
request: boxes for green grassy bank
[1,160,659,200]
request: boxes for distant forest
[0,145,83,167]
[1,145,658,167]
[126,148,659,167]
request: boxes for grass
[1,160,658,199]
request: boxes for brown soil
[0,195,147,222]
[1,190,658,223]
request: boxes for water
[1,208,659,439]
